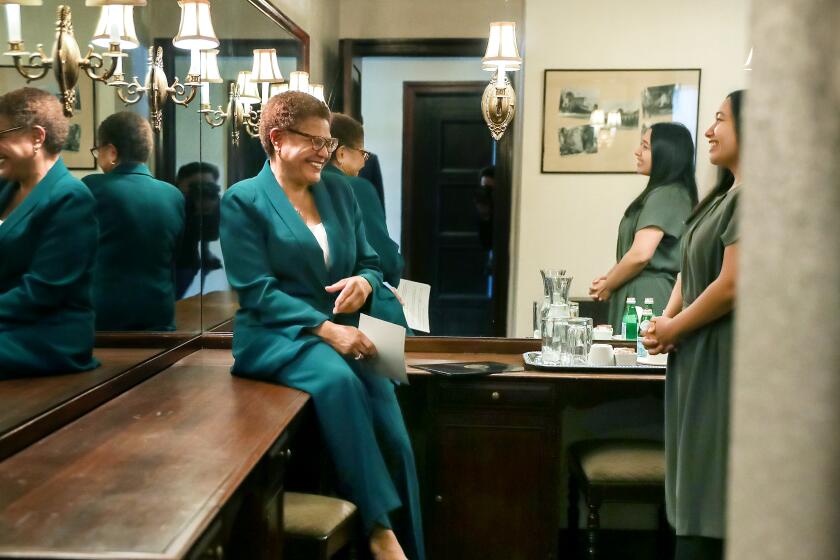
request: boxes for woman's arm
[590,227,664,300]
[645,244,738,353]
[662,275,683,318]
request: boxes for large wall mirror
[0,0,307,451]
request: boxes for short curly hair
[0,87,69,154]
[98,111,153,164]
[259,91,330,156]
[329,113,364,162]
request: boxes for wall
[509,0,751,336]
[339,0,523,39]
[360,57,488,242]
[270,0,340,91]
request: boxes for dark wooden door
[403,82,497,337]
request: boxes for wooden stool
[567,439,667,559]
[284,492,359,559]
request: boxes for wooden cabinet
[424,380,559,560]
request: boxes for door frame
[339,38,512,336]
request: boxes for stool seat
[284,492,357,539]
[573,439,665,485]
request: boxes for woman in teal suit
[324,112,409,329]
[82,112,185,331]
[220,92,423,560]
[0,87,98,378]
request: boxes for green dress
[83,163,185,331]
[0,158,100,377]
[608,183,693,331]
[665,186,740,538]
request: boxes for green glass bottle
[637,298,654,357]
[622,297,638,341]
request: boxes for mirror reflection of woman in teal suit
[82,112,185,331]
[220,92,423,560]
[324,113,409,330]
[0,88,99,378]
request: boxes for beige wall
[338,0,523,38]
[509,0,751,336]
[270,0,339,89]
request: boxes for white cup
[588,343,614,366]
[593,325,613,340]
[614,349,637,366]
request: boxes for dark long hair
[687,89,745,222]
[624,122,698,217]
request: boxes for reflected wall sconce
[110,46,199,132]
[481,21,521,140]
[1,0,145,117]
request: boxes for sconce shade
[236,71,261,102]
[288,71,309,92]
[173,0,219,51]
[86,1,146,6]
[0,1,43,5]
[589,107,605,127]
[250,48,283,83]
[482,21,521,71]
[606,111,622,127]
[310,83,325,102]
[198,49,222,83]
[92,5,139,49]
[269,82,289,97]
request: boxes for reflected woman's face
[0,115,39,182]
[705,97,738,169]
[336,143,367,177]
[274,116,332,186]
[634,129,652,176]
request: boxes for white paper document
[395,279,431,333]
[358,313,409,384]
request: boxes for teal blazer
[0,158,99,377]
[83,164,185,331]
[221,161,402,379]
[322,164,404,286]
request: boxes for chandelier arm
[168,79,198,107]
[115,77,145,105]
[203,106,229,128]
[11,45,51,82]
[81,47,119,83]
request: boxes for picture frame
[0,66,98,170]
[541,68,701,173]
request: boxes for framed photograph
[0,66,97,170]
[541,69,701,173]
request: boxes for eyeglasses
[0,126,23,137]
[342,145,370,161]
[90,146,100,159]
[286,128,339,153]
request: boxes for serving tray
[523,351,666,373]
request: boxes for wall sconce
[111,46,199,132]
[481,21,521,140]
[172,0,218,51]
[1,0,145,117]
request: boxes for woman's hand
[589,276,611,301]
[313,321,377,359]
[643,316,679,355]
[326,276,373,314]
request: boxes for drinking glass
[567,317,593,366]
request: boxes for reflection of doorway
[403,82,502,336]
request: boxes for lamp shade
[86,1,146,6]
[250,48,284,83]
[236,71,260,102]
[309,83,325,102]
[269,82,289,97]
[589,107,605,127]
[606,111,622,127]
[288,71,309,93]
[198,49,222,83]
[172,0,219,51]
[92,5,139,49]
[482,21,521,71]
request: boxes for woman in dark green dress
[644,90,745,560]
[82,112,185,331]
[220,92,422,560]
[324,113,409,329]
[0,88,99,378]
[590,123,697,331]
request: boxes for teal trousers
[276,342,425,560]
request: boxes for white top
[308,223,330,267]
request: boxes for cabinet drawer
[435,381,554,409]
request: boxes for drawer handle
[435,495,444,503]
[490,391,501,401]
